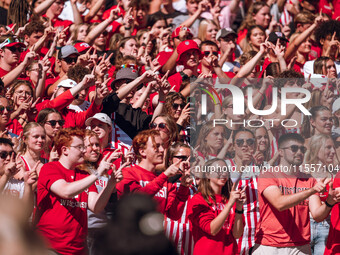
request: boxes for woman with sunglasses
[16,122,46,178]
[225,129,263,255]
[163,92,190,142]
[188,158,246,255]
[163,142,196,255]
[37,108,64,161]
[150,114,179,150]
[305,134,336,255]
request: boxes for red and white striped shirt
[164,184,197,255]
[225,159,260,255]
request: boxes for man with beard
[253,133,340,254]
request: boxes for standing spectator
[253,133,340,254]
[116,129,191,220]
[36,128,122,255]
[188,158,246,255]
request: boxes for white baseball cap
[85,113,112,127]
[57,79,77,88]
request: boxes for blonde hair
[198,19,218,42]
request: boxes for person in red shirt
[0,96,23,137]
[168,40,201,93]
[36,128,122,255]
[116,129,191,220]
[0,35,26,77]
[188,158,246,255]
[253,133,340,254]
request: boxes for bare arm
[262,180,325,211]
[33,0,55,15]
[84,0,105,22]
[2,51,36,88]
[85,9,117,45]
[229,0,241,13]
[70,0,82,25]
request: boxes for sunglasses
[235,138,255,147]
[0,105,13,114]
[150,122,167,130]
[173,155,189,161]
[0,151,15,159]
[45,120,65,127]
[173,103,186,110]
[281,145,307,153]
[202,51,218,57]
[121,64,139,71]
[63,56,78,64]
[6,46,23,53]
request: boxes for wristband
[125,26,131,30]
[325,200,335,208]
[159,100,165,104]
[235,208,244,214]
[56,46,62,50]
[141,43,146,47]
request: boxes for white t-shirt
[303,60,340,78]
[58,1,89,22]
[67,101,91,113]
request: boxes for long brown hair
[198,158,232,205]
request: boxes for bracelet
[325,200,335,208]
[56,46,62,50]
[159,100,165,104]
[235,208,244,214]
[125,26,131,30]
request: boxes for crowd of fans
[1,0,340,254]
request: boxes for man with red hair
[36,128,121,255]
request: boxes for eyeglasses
[0,151,14,159]
[172,103,186,110]
[70,145,85,151]
[45,120,65,127]
[149,122,168,130]
[281,145,307,153]
[63,56,78,64]
[6,46,23,53]
[0,105,13,114]
[102,31,108,36]
[173,155,189,161]
[235,138,255,147]
[202,51,218,57]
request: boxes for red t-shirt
[36,161,97,255]
[324,172,340,254]
[255,171,316,247]
[187,193,238,255]
[6,118,23,136]
[116,164,189,220]
[168,72,185,92]
[0,66,9,77]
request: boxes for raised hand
[3,152,19,178]
[164,160,183,177]
[24,161,39,186]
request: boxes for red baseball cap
[171,26,193,39]
[74,42,91,54]
[176,40,201,62]
[0,36,25,49]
